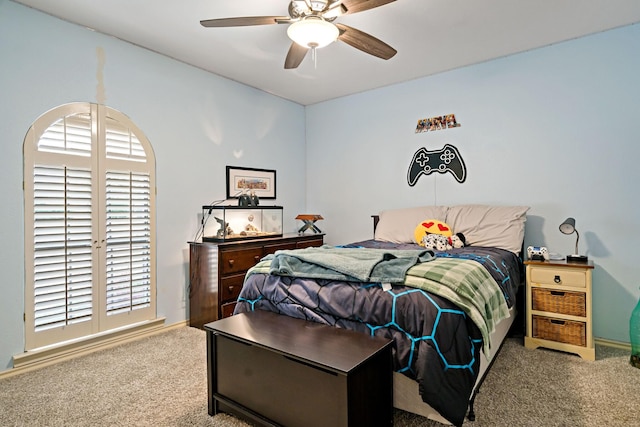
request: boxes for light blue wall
[0,2,306,370]
[306,24,640,344]
[1,1,638,371]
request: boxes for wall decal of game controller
[407,144,467,185]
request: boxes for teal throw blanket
[266,245,434,283]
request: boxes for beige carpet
[0,326,638,426]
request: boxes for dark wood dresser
[188,233,324,329]
[205,310,393,427]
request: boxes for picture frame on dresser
[226,166,276,199]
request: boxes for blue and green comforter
[234,244,522,426]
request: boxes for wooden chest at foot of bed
[205,310,393,427]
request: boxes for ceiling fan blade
[342,0,396,15]
[284,42,310,69]
[336,23,396,60]
[200,16,291,28]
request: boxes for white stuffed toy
[450,233,466,249]
[422,232,466,251]
[422,234,451,251]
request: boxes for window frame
[23,102,156,350]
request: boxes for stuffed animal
[422,232,467,251]
[450,232,466,248]
[422,234,451,251]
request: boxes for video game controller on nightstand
[407,144,467,185]
[527,246,549,261]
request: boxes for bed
[234,204,529,426]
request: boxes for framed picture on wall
[226,166,277,199]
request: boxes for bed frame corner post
[467,390,478,421]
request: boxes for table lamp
[559,217,588,263]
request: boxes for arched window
[23,103,156,350]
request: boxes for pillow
[375,206,449,243]
[445,205,529,253]
[414,219,452,246]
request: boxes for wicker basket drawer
[532,288,586,317]
[532,315,586,347]
[530,267,586,288]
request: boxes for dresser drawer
[296,238,324,249]
[220,273,244,302]
[262,242,297,256]
[531,288,586,317]
[263,237,324,255]
[220,248,263,275]
[532,315,586,347]
[220,302,237,318]
[530,267,586,288]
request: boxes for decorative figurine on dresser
[188,206,324,329]
[524,258,595,361]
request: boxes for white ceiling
[13,0,640,105]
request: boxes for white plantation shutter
[105,117,147,163]
[24,103,156,350]
[37,114,92,157]
[105,171,152,315]
[32,166,94,331]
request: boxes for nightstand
[524,259,595,361]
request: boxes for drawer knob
[228,259,235,266]
[254,255,260,262]
[554,275,561,284]
[228,285,234,292]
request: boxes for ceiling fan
[200,0,397,69]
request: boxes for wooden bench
[205,310,393,427]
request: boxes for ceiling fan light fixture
[287,17,339,49]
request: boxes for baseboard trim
[3,318,187,379]
[595,337,631,351]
